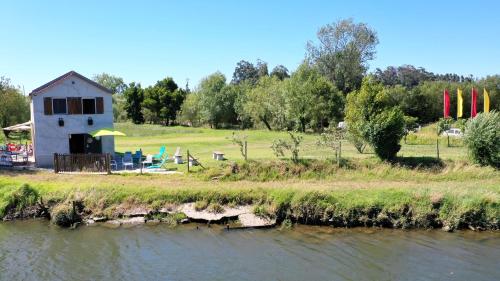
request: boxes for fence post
[139,148,143,175]
[337,141,342,167]
[53,153,58,173]
[244,141,248,161]
[187,149,190,173]
[106,153,111,174]
[436,139,440,159]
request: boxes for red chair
[7,143,16,152]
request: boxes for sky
[2,0,500,92]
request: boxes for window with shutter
[53,98,67,114]
[67,97,82,114]
[82,98,96,114]
[44,97,53,115]
[96,97,104,114]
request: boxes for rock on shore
[178,203,275,228]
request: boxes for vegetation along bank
[1,158,498,231]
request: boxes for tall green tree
[270,65,290,80]
[386,85,433,124]
[123,82,144,124]
[232,60,259,85]
[177,93,202,126]
[198,72,234,128]
[232,81,253,128]
[307,18,378,94]
[244,76,288,130]
[143,77,186,125]
[256,59,269,78]
[0,77,29,129]
[286,63,343,132]
[92,73,128,122]
[143,86,165,124]
[92,73,127,94]
[231,59,269,85]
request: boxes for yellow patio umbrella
[90,128,126,137]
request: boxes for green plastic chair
[153,146,166,161]
[147,154,169,169]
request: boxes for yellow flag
[457,88,463,118]
[484,88,490,113]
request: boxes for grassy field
[113,122,468,172]
[0,123,498,230]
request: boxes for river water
[0,221,498,281]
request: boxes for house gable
[29,71,113,96]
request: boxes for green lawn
[114,123,468,169]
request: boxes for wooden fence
[54,153,111,174]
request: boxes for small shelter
[2,121,32,133]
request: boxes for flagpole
[471,87,473,118]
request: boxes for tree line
[100,18,498,131]
[2,18,499,133]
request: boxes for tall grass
[0,163,498,230]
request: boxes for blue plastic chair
[133,150,142,165]
[122,152,134,170]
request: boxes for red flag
[471,87,478,118]
[443,89,450,118]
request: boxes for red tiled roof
[29,70,113,96]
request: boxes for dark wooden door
[69,134,85,154]
[84,134,102,154]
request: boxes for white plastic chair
[142,155,153,169]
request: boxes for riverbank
[0,159,498,231]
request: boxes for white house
[29,71,115,167]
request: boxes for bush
[207,203,224,214]
[363,108,405,160]
[51,203,80,227]
[464,111,499,168]
[346,77,405,161]
[194,200,209,211]
[0,184,39,218]
[346,130,366,153]
[271,131,303,163]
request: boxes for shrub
[345,76,405,161]
[362,108,405,160]
[207,203,224,214]
[51,203,80,227]
[437,117,454,135]
[345,130,366,153]
[0,184,39,217]
[229,132,248,159]
[194,200,209,211]
[464,111,499,168]
[317,126,345,159]
[271,131,303,163]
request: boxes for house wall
[31,75,114,167]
